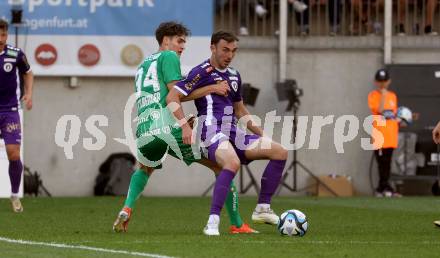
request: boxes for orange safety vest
[368,89,399,149]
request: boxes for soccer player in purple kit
[0,19,34,213]
[167,31,288,235]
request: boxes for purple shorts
[0,111,21,145]
[201,123,260,165]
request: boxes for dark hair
[211,31,239,45]
[0,19,8,31]
[155,21,190,45]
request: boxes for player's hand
[433,121,440,144]
[21,94,33,110]
[182,123,193,145]
[186,114,196,129]
[379,88,388,95]
[212,81,230,96]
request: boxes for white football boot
[10,196,23,213]
[252,205,279,225]
[203,215,220,236]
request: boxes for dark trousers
[374,148,394,192]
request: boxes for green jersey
[135,50,182,138]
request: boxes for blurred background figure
[239,0,269,36]
[367,69,401,197]
[397,0,438,36]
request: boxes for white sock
[11,193,19,198]
[208,214,220,224]
[256,203,270,211]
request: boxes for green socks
[225,181,243,227]
[124,169,149,209]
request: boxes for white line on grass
[0,236,176,258]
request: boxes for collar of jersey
[215,67,228,73]
[207,59,228,73]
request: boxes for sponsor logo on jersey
[161,126,171,134]
[184,73,201,90]
[150,110,161,120]
[35,43,58,66]
[4,58,16,63]
[78,44,100,66]
[229,76,238,81]
[3,63,13,73]
[6,49,18,58]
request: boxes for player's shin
[124,169,149,209]
[252,160,286,225]
[257,160,286,205]
[9,160,23,196]
[205,169,236,235]
[225,181,243,227]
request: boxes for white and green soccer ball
[277,209,308,237]
[397,106,413,124]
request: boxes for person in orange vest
[368,68,401,197]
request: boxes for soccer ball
[277,209,308,236]
[397,106,412,124]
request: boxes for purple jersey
[0,45,31,111]
[174,59,242,126]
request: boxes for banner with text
[0,0,213,76]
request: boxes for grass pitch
[1,197,440,258]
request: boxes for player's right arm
[167,88,192,144]
[167,65,214,144]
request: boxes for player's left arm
[182,81,230,101]
[18,51,33,110]
[233,100,264,137]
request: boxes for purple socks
[258,160,286,204]
[210,169,236,215]
[9,160,23,194]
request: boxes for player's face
[0,29,8,51]
[165,35,186,56]
[211,39,238,69]
[374,79,391,89]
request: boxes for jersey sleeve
[231,71,243,102]
[368,91,380,115]
[17,50,31,74]
[160,51,182,85]
[174,66,210,96]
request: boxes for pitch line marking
[0,236,176,258]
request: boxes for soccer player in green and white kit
[113,21,257,234]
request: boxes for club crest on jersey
[3,63,13,73]
[231,81,238,92]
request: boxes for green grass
[1,197,440,258]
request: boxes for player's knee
[140,164,155,175]
[7,151,20,161]
[223,156,240,172]
[272,144,288,161]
